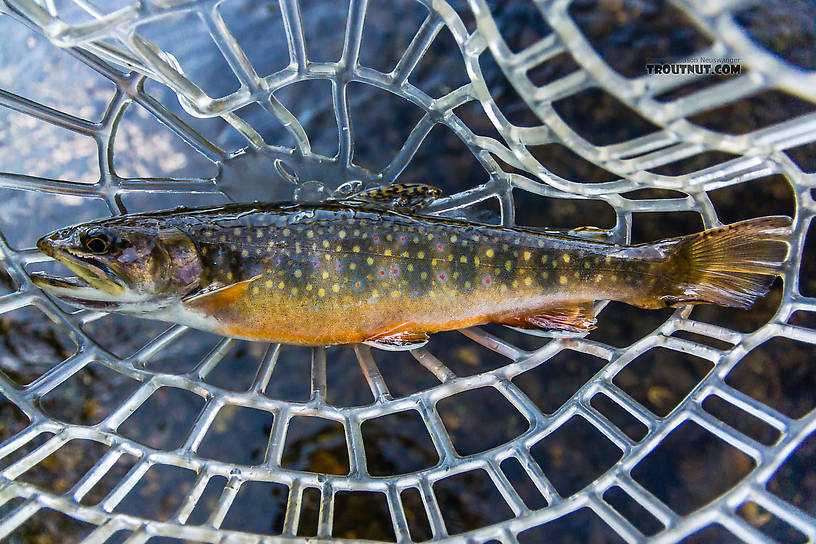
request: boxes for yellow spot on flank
[339,230,346,239]
[391,290,400,298]
[384,249,392,256]
[278,281,285,289]
[541,255,548,264]
[407,264,414,272]
[595,275,603,282]
[500,284,507,293]
[307,230,314,238]
[512,279,519,288]
[584,261,591,269]
[325,254,331,261]
[450,235,457,243]
[291,287,298,295]
[523,251,531,261]
[417,251,425,259]
[322,240,330,248]
[349,263,357,270]
[505,261,512,271]
[421,271,428,280]
[332,283,340,293]
[241,250,249,257]
[226,272,233,281]
[353,245,360,253]
[318,288,325,297]
[252,286,260,294]
[247,236,253,243]
[431,258,438,266]
[322,271,329,279]
[486,249,494,258]
[401,251,409,258]
[413,236,420,243]
[611,275,617,282]
[372,289,379,298]
[459,256,468,263]
[474,256,480,266]
[563,254,570,263]
[465,281,471,288]
[265,280,274,288]
[234,229,241,236]
[257,230,263,239]
[574,272,581,279]
[541,271,549,279]
[605,256,612,264]
[294,269,302,278]
[220,235,227,242]
[524,277,532,286]
[306,284,313,291]
[559,275,568,285]
[427,233,434,240]
[283,228,290,236]
[447,254,454,262]
[386,234,393,242]
[367,257,374,265]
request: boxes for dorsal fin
[182,274,261,314]
[344,183,442,212]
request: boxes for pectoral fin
[363,328,429,351]
[346,183,442,212]
[182,274,261,314]
[499,302,597,334]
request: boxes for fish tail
[658,216,792,309]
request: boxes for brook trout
[32,184,791,350]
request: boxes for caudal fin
[661,216,792,309]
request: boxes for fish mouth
[32,236,132,310]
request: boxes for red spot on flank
[312,260,319,267]
[217,256,223,263]
[274,258,281,265]
[439,273,446,281]
[355,281,361,288]
[437,243,443,251]
[337,263,343,269]
[400,235,406,243]
[484,277,492,285]
[392,268,399,275]
[379,269,386,276]
[373,235,380,243]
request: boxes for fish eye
[81,228,113,254]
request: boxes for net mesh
[0,0,814,542]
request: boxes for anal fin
[499,302,597,335]
[364,328,429,351]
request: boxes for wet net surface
[0,0,814,542]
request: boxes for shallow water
[0,0,814,542]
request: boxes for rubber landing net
[0,0,814,542]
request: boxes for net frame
[0,0,813,542]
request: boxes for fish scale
[32,186,791,350]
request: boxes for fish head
[32,217,202,312]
